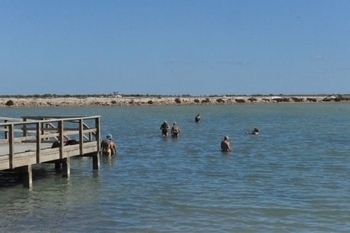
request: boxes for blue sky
[1,0,349,96]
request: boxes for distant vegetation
[0,93,349,98]
[0,94,189,98]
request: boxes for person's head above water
[224,136,229,140]
[106,134,112,139]
[173,122,177,125]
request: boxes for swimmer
[246,127,259,135]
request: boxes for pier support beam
[55,162,61,172]
[62,157,70,178]
[22,165,33,188]
[92,152,100,170]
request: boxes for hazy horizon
[0,92,346,98]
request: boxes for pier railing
[0,116,101,171]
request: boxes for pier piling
[22,165,33,188]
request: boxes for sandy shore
[0,95,349,107]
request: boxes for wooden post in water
[92,152,100,170]
[62,157,70,178]
[22,165,33,188]
[55,162,61,171]
[92,117,101,170]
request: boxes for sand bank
[0,95,348,107]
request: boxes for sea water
[0,103,350,232]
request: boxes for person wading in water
[195,113,201,123]
[171,122,181,138]
[160,121,170,137]
[221,136,231,152]
[101,134,117,156]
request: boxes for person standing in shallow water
[160,121,170,137]
[195,113,201,122]
[221,136,231,152]
[101,134,117,156]
[171,122,181,137]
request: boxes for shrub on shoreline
[5,100,14,106]
[235,99,245,103]
[248,97,257,102]
[174,98,181,103]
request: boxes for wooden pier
[0,116,101,188]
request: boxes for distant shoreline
[1,95,349,107]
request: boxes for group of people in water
[160,113,202,138]
[220,127,259,152]
[100,113,258,155]
[160,121,181,137]
[160,113,258,153]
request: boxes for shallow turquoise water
[0,103,350,232]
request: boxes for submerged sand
[0,95,348,107]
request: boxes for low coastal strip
[1,94,350,107]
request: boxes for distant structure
[112,91,122,98]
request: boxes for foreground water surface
[0,103,350,232]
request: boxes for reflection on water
[101,154,115,166]
[1,104,350,232]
